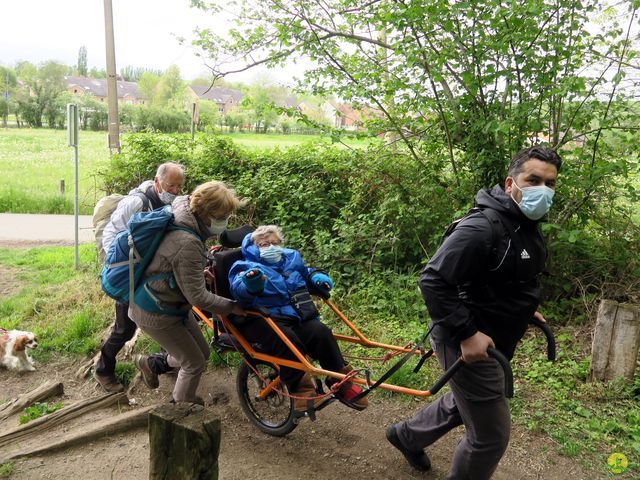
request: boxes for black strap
[349,323,434,402]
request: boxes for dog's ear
[14,335,29,351]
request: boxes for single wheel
[236,359,297,436]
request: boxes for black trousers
[234,316,346,390]
[95,301,170,376]
[395,341,510,479]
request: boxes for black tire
[236,359,297,436]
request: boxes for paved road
[0,213,94,243]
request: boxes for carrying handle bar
[529,317,556,361]
[428,348,514,398]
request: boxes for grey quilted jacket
[129,195,236,327]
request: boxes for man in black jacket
[386,146,561,479]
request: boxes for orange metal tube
[193,300,435,398]
[326,300,421,354]
[258,376,281,400]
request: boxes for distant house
[323,101,380,130]
[64,76,145,105]
[187,85,243,114]
[527,130,586,149]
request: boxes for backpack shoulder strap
[476,208,504,253]
[132,192,151,212]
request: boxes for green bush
[100,132,640,324]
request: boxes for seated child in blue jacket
[228,225,368,412]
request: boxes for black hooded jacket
[419,185,547,359]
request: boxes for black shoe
[386,424,431,472]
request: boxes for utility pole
[104,0,120,153]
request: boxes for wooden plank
[0,392,127,448]
[0,381,64,422]
[0,406,154,463]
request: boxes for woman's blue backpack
[100,206,197,308]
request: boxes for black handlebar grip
[529,317,557,361]
[428,358,464,395]
[487,348,514,398]
[428,349,514,398]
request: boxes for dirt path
[0,360,597,480]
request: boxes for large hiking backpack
[100,206,198,315]
[93,192,151,261]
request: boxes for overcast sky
[0,0,303,85]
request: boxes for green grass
[0,128,110,214]
[0,462,14,478]
[511,329,640,478]
[0,244,112,361]
[19,401,63,425]
[0,127,375,215]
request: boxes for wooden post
[589,300,640,382]
[59,179,65,194]
[149,403,221,480]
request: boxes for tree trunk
[589,300,640,382]
[149,404,221,480]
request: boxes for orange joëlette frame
[192,298,437,398]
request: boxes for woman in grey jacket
[129,180,246,403]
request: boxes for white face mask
[511,180,555,220]
[159,191,176,205]
[209,217,229,235]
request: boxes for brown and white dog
[0,329,38,372]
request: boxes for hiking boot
[94,373,125,393]
[327,365,368,411]
[292,374,325,412]
[135,354,159,389]
[386,424,431,472]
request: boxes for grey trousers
[136,312,210,402]
[395,342,510,480]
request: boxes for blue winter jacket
[228,233,317,322]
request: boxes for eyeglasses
[256,240,282,248]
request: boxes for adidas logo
[521,249,530,260]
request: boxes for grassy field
[0,127,373,215]
[1,128,110,215]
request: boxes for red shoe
[329,365,368,411]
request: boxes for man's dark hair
[508,146,562,177]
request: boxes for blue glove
[242,268,265,294]
[311,272,334,291]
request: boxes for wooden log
[0,405,153,463]
[0,381,64,422]
[589,300,640,382]
[149,403,221,480]
[0,392,127,448]
[75,352,101,379]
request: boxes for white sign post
[67,104,79,270]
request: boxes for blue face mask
[259,245,284,264]
[511,180,555,220]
